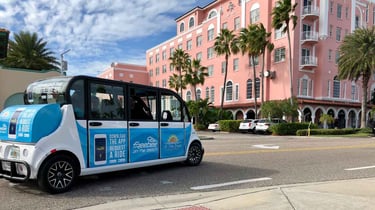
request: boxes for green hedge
[296,128,359,136]
[219,120,242,132]
[270,122,318,135]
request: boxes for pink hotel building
[102,0,375,128]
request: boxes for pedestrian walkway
[77,178,375,210]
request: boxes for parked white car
[238,119,258,133]
[255,118,287,134]
[208,122,220,132]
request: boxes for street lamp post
[60,49,71,75]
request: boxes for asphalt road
[1,132,375,210]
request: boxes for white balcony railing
[302,5,319,17]
[301,31,319,42]
[301,56,318,66]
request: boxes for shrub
[296,128,357,136]
[219,120,242,132]
[271,122,317,135]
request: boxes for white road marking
[252,144,280,149]
[190,177,272,190]
[345,165,375,171]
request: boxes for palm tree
[184,59,208,101]
[250,23,274,107]
[338,27,375,128]
[214,28,239,119]
[168,73,186,93]
[0,31,59,70]
[169,49,190,96]
[239,24,261,117]
[272,0,298,106]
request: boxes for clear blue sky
[0,0,213,76]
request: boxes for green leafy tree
[169,49,190,96]
[338,27,375,128]
[168,73,186,93]
[272,0,298,106]
[184,59,208,101]
[0,31,59,70]
[214,29,239,119]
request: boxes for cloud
[0,0,204,75]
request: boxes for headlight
[9,146,20,159]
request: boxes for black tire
[185,142,204,166]
[38,155,77,194]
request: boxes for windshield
[25,77,72,105]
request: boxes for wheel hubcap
[48,161,74,189]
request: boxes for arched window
[255,78,260,98]
[246,79,252,99]
[226,81,233,101]
[210,86,215,103]
[208,10,217,19]
[205,87,209,99]
[186,90,191,101]
[189,17,194,28]
[180,22,185,33]
[196,89,202,100]
[333,76,340,98]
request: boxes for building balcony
[302,5,319,20]
[301,31,318,44]
[300,56,317,69]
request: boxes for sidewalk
[77,178,375,210]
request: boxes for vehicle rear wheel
[185,142,204,166]
[38,155,77,194]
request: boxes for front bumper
[0,158,31,182]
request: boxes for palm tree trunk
[361,75,370,128]
[220,55,229,120]
[252,56,258,118]
[193,85,198,101]
[261,53,265,106]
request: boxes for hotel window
[275,47,285,62]
[329,25,333,37]
[208,28,214,41]
[335,50,339,64]
[250,56,259,66]
[250,8,260,23]
[336,27,341,41]
[226,81,233,101]
[346,7,349,19]
[351,84,356,100]
[328,49,332,61]
[355,16,359,28]
[169,47,174,57]
[275,28,284,39]
[235,84,239,100]
[373,7,375,25]
[255,78,260,98]
[221,61,226,74]
[207,47,214,59]
[208,65,214,76]
[301,78,308,96]
[233,58,239,71]
[186,91,192,101]
[155,67,160,75]
[222,22,228,29]
[366,5,369,22]
[246,79,252,99]
[333,76,340,98]
[186,40,192,50]
[208,10,217,19]
[189,17,194,28]
[162,65,166,73]
[155,53,160,62]
[205,87,209,99]
[337,4,342,19]
[169,64,173,72]
[149,56,153,65]
[180,22,185,32]
[162,50,166,60]
[162,79,167,88]
[155,81,159,87]
[149,69,153,77]
[330,1,333,13]
[234,17,240,30]
[196,52,202,60]
[178,44,183,49]
[196,89,201,100]
[210,86,215,103]
[196,35,202,46]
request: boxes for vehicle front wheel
[38,155,77,194]
[185,142,204,166]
